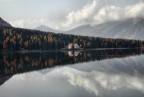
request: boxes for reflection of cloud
[6,62,144,97]
[57,67,144,96]
[62,68,99,96]
[2,54,144,97]
[94,71,144,91]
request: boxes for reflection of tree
[67,51,80,57]
[0,75,12,86]
[0,49,144,76]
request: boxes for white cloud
[60,0,144,29]
[10,18,48,29]
[9,0,144,30]
[93,6,124,24]
[61,0,98,29]
[126,2,144,17]
[93,1,144,24]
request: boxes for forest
[0,27,144,51]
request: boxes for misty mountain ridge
[35,25,61,33]
[1,17,144,40]
[0,17,12,27]
[65,17,144,40]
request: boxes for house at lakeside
[67,43,80,50]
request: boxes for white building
[67,43,80,49]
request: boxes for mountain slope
[0,17,12,27]
[66,17,144,40]
[35,25,61,33]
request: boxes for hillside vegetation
[0,27,144,51]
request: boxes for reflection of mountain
[5,57,144,97]
[38,69,53,75]
[66,18,144,40]
[1,49,144,97]
[0,75,12,86]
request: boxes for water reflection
[0,49,144,76]
[58,66,144,97]
[1,49,144,97]
[67,51,80,57]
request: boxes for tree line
[0,27,144,51]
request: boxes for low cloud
[93,2,144,24]
[9,0,144,30]
[61,0,98,28]
[60,0,144,30]
[10,18,48,29]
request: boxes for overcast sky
[0,0,144,30]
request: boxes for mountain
[0,17,12,27]
[65,17,144,40]
[35,25,61,33]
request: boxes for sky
[0,0,144,30]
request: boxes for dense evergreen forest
[0,27,144,51]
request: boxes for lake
[0,49,144,97]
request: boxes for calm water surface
[0,49,144,97]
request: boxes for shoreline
[1,47,144,53]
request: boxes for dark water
[0,49,144,97]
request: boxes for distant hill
[0,17,12,27]
[65,17,144,40]
[35,25,61,33]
